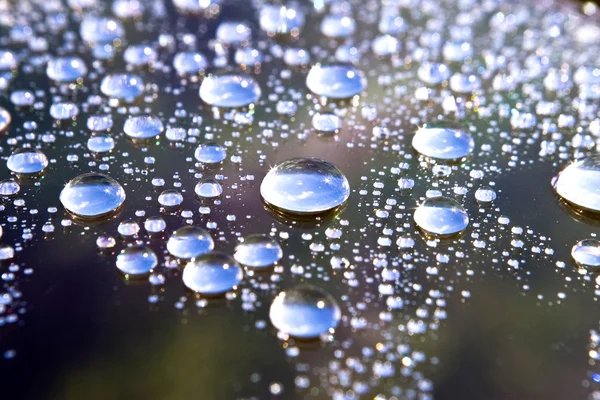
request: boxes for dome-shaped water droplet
[118,219,140,236]
[166,226,214,259]
[199,74,261,108]
[443,41,473,62]
[0,107,11,132]
[417,62,450,86]
[259,5,305,36]
[59,173,126,218]
[234,47,263,68]
[116,246,157,276]
[0,180,19,196]
[158,189,183,207]
[234,234,283,268]
[173,51,208,76]
[7,149,48,174]
[49,102,79,120]
[571,239,600,269]
[414,196,469,237]
[321,14,355,38]
[0,50,17,71]
[306,64,366,99]
[100,73,144,101]
[123,45,157,66]
[123,115,164,139]
[475,186,497,204]
[195,179,223,198]
[87,135,115,153]
[144,216,166,233]
[194,142,226,164]
[46,57,87,83]
[261,157,350,215]
[552,155,600,213]
[269,284,341,338]
[412,127,474,160]
[173,0,221,15]
[216,21,251,46]
[10,90,35,107]
[372,34,400,57]
[87,115,113,131]
[312,113,341,134]
[182,252,243,295]
[449,73,481,94]
[112,0,145,19]
[80,16,124,44]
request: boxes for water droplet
[269,284,341,338]
[80,16,125,44]
[158,189,183,207]
[475,187,497,204]
[182,252,243,295]
[306,64,366,99]
[87,135,115,153]
[412,127,474,160]
[144,216,166,233]
[116,246,157,276]
[124,45,157,66]
[261,158,350,215]
[123,115,164,139]
[0,180,19,196]
[199,74,261,108]
[173,51,208,76]
[259,5,305,36]
[49,102,79,120]
[87,115,113,131]
[100,73,144,101]
[7,149,48,175]
[59,173,126,219]
[195,179,223,198]
[417,62,450,86]
[372,34,400,57]
[414,196,469,237]
[0,107,11,132]
[312,113,341,134]
[234,234,283,268]
[166,226,214,259]
[46,57,87,83]
[321,14,355,38]
[571,239,600,269]
[216,21,251,45]
[553,155,600,213]
[194,142,227,164]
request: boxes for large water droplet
[412,127,475,160]
[414,196,469,237]
[116,246,157,276]
[100,73,144,101]
[173,51,208,76]
[260,157,350,215]
[59,173,126,218]
[199,74,261,108]
[7,149,49,175]
[166,226,214,259]
[46,57,87,83]
[234,234,283,268]
[0,107,11,132]
[259,5,305,36]
[194,142,227,164]
[80,16,124,44]
[320,14,355,38]
[306,64,366,99]
[123,115,164,139]
[553,155,600,213]
[571,239,600,269]
[269,284,341,338]
[182,252,243,295]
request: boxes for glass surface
[0,0,599,399]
